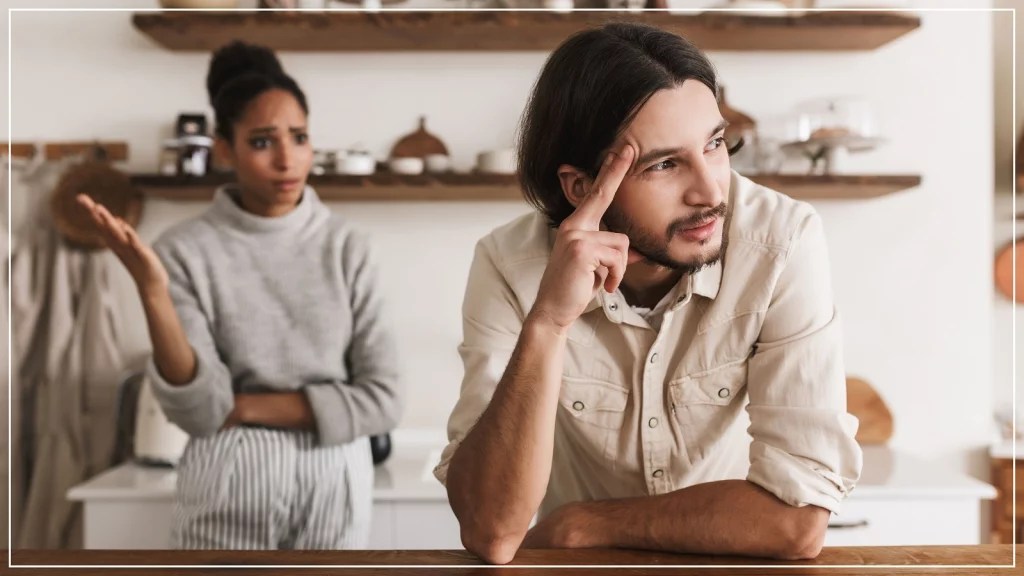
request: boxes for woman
[80,42,403,550]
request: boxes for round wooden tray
[994,238,1023,302]
[50,159,143,251]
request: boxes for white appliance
[133,376,189,466]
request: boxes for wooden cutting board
[846,376,893,445]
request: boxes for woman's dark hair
[206,41,309,142]
[516,23,741,227]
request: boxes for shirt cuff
[303,382,355,447]
[145,353,233,438]
[432,438,463,487]
[746,424,862,515]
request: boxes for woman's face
[217,88,313,217]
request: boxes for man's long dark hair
[516,22,741,227]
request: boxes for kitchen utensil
[846,376,894,445]
[336,150,378,175]
[717,86,757,173]
[312,149,336,176]
[178,135,214,177]
[994,238,1023,302]
[425,154,451,173]
[780,97,884,174]
[134,374,189,466]
[389,156,425,175]
[159,139,180,176]
[161,0,239,8]
[175,113,208,138]
[370,433,392,465]
[50,146,143,251]
[390,116,450,160]
[476,149,517,174]
[718,86,755,148]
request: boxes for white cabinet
[825,498,985,547]
[69,444,995,550]
[368,501,462,550]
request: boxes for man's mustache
[670,202,728,235]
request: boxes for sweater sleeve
[303,230,404,446]
[145,240,235,438]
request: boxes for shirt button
[648,417,659,428]
[608,302,618,311]
[650,353,659,364]
[572,401,585,411]
[718,388,730,399]
[652,469,664,478]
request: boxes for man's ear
[557,164,590,209]
[213,136,234,170]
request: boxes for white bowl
[336,153,377,176]
[476,149,517,175]
[425,154,451,174]
[389,157,425,175]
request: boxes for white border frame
[6,3,1015,569]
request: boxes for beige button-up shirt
[434,171,863,519]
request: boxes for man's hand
[530,144,641,333]
[520,504,591,550]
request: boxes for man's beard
[603,202,729,275]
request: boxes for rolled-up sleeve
[745,211,863,514]
[303,230,403,447]
[146,242,234,438]
[433,239,524,487]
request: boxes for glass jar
[160,139,180,176]
[178,135,213,177]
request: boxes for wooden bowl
[995,238,1023,302]
[50,160,143,251]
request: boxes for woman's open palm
[77,194,169,295]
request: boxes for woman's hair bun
[206,41,285,106]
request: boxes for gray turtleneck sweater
[145,186,402,446]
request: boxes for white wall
[0,1,998,482]
[992,0,1021,421]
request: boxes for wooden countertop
[10,545,1017,575]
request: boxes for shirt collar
[692,260,723,300]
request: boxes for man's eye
[648,159,675,172]
[706,137,726,152]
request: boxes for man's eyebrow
[633,119,731,166]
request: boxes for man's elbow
[774,506,828,560]
[461,529,521,565]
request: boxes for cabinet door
[368,502,395,549]
[825,498,982,547]
[392,502,463,550]
[83,501,174,549]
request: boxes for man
[433,22,863,565]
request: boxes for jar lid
[179,135,214,146]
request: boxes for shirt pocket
[669,359,748,465]
[558,376,629,463]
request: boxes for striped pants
[172,427,373,550]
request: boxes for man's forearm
[568,480,830,560]
[446,311,568,563]
[235,392,316,431]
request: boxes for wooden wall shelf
[131,173,922,202]
[131,11,921,52]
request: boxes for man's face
[601,80,731,273]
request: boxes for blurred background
[0,0,1019,553]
